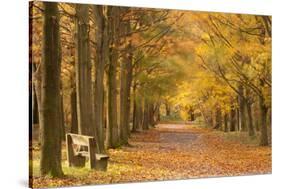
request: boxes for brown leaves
[31,124,271,188]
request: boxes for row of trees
[171,13,271,146]
[30,2,271,178]
[30,2,184,177]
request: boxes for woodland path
[120,123,271,179]
[32,123,271,188]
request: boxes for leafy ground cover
[31,123,271,188]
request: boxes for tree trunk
[208,110,214,128]
[189,107,195,121]
[132,100,138,132]
[59,93,65,141]
[165,102,170,116]
[106,7,120,149]
[259,96,268,146]
[119,56,129,143]
[70,88,78,134]
[238,86,247,131]
[155,102,161,123]
[224,113,228,132]
[93,5,107,153]
[229,107,236,131]
[32,83,39,124]
[138,98,144,131]
[75,4,94,137]
[236,107,240,131]
[142,99,149,130]
[119,20,133,145]
[40,2,63,177]
[246,101,255,136]
[148,103,155,127]
[156,104,160,122]
[125,51,133,135]
[119,68,126,137]
[254,102,260,132]
[214,107,222,130]
[34,65,42,142]
[132,84,138,132]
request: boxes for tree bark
[245,87,255,136]
[125,47,133,136]
[214,107,222,130]
[34,65,42,142]
[254,102,260,132]
[156,104,161,122]
[236,107,240,131]
[119,21,133,145]
[32,81,39,124]
[229,107,236,131]
[238,86,247,131]
[132,84,138,132]
[148,103,155,127]
[93,5,107,153]
[224,113,228,132]
[259,95,268,146]
[165,102,170,116]
[59,93,65,141]
[137,98,144,131]
[75,4,94,136]
[39,2,63,177]
[70,88,78,134]
[189,107,195,121]
[246,101,255,136]
[106,6,121,148]
[142,99,149,130]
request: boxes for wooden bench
[95,153,109,171]
[66,133,109,170]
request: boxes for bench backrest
[67,133,94,146]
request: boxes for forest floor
[30,123,271,188]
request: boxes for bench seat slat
[76,151,89,157]
[95,154,109,160]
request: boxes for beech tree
[93,5,107,153]
[119,22,133,144]
[75,4,94,136]
[39,2,63,177]
[30,4,271,185]
[106,6,121,148]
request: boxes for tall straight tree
[106,6,120,148]
[93,5,107,153]
[75,4,94,136]
[119,20,133,144]
[39,2,63,177]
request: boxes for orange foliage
[32,123,271,188]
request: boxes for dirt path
[32,123,271,188]
[121,123,271,179]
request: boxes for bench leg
[66,134,74,167]
[88,138,96,169]
[66,134,86,167]
[94,158,109,171]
